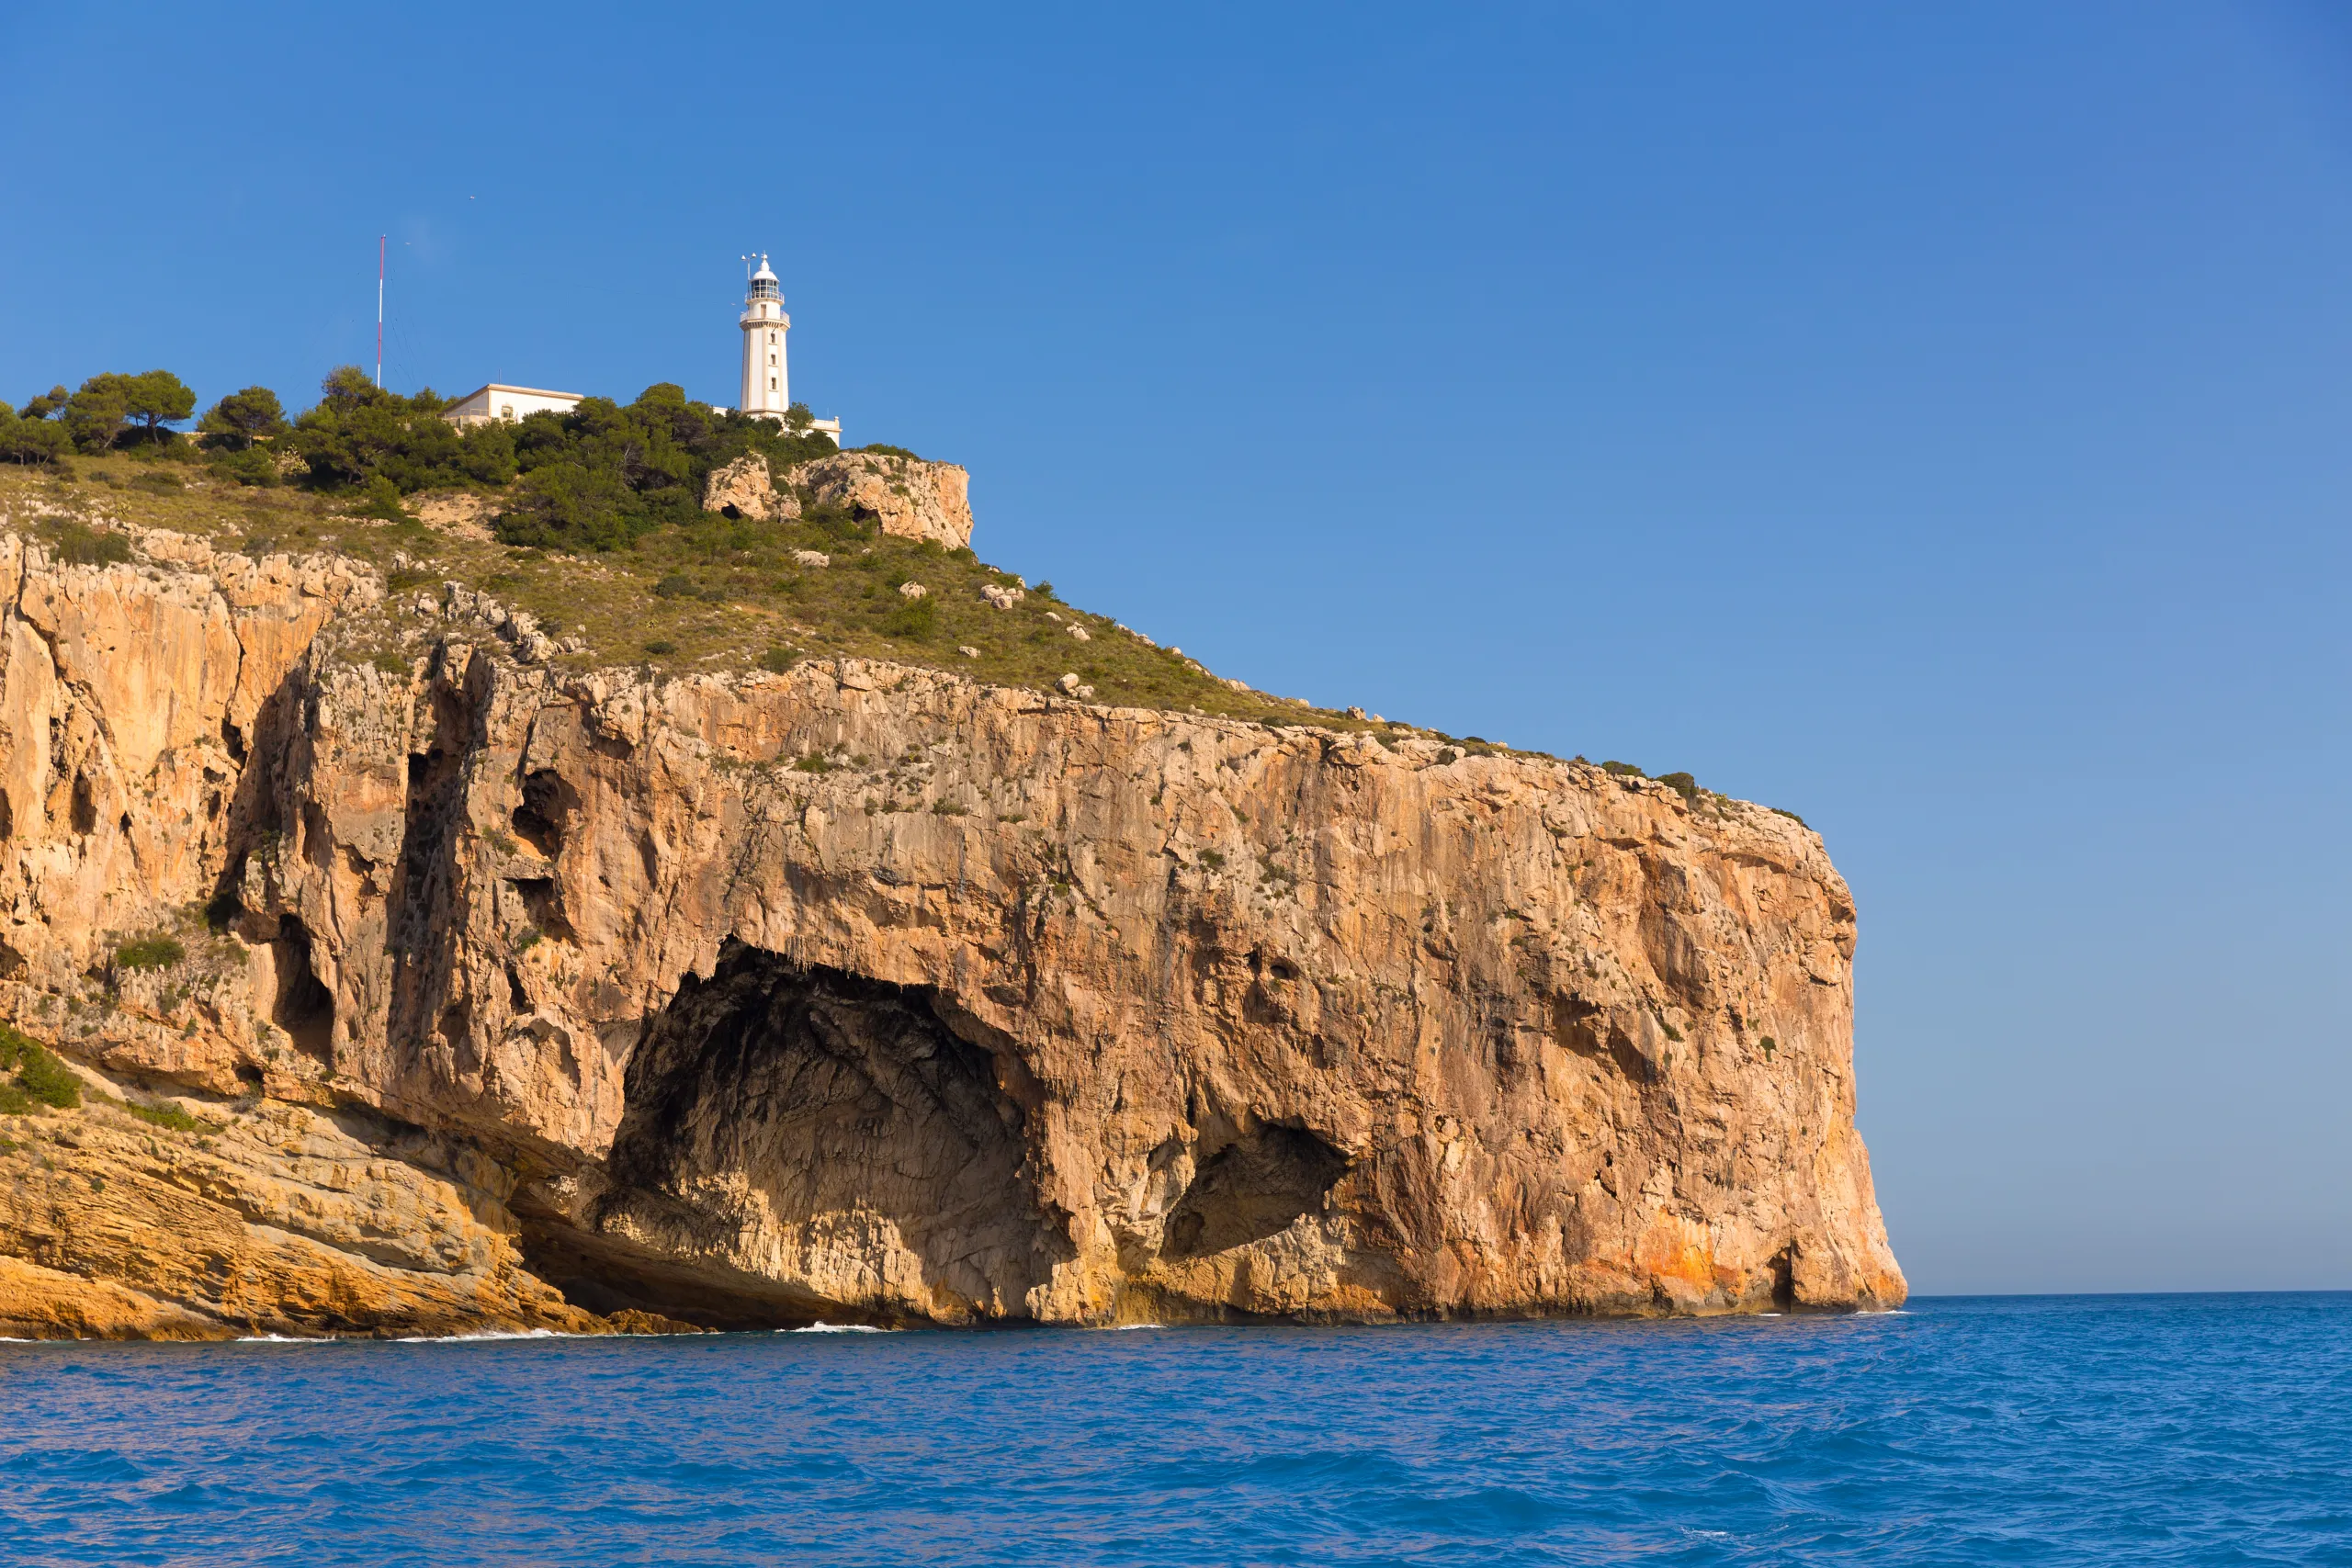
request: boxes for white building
[436,258,841,441]
[736,254,841,444]
[441,383,583,428]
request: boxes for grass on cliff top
[0,462,1470,739]
[0,466,1825,825]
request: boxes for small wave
[784,1322,889,1334]
[233,1334,334,1344]
[390,1328,589,1343]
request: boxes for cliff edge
[0,504,1904,1336]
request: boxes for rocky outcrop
[788,451,973,549]
[700,456,796,524]
[0,523,1903,1335]
[696,451,971,546]
[0,1089,598,1340]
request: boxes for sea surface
[2,1292,2346,1565]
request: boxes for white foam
[233,1334,334,1344]
[784,1322,889,1334]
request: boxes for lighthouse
[739,254,790,419]
[734,254,842,441]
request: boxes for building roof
[447,383,585,405]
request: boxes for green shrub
[371,651,407,675]
[1600,760,1645,778]
[356,474,409,521]
[653,573,696,598]
[1759,1035,1778,1061]
[1656,771,1701,802]
[19,1050,81,1108]
[52,523,132,566]
[114,934,187,972]
[642,637,677,656]
[0,1025,82,1111]
[126,1100,204,1134]
[0,1083,27,1117]
[881,594,938,640]
[760,646,797,674]
[210,446,281,487]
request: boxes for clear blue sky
[5,3,2346,1295]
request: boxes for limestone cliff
[0,519,1902,1337]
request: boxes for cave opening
[271,914,335,1065]
[70,774,96,837]
[517,942,1065,1330]
[506,876,571,941]
[511,768,577,859]
[1161,1124,1350,1260]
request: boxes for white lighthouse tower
[734,254,842,441]
[739,254,790,419]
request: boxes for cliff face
[0,525,1903,1337]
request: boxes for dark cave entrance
[1161,1124,1350,1260]
[271,915,335,1065]
[518,942,1064,1330]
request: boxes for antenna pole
[376,235,386,389]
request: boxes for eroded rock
[0,523,1905,1334]
[788,452,973,549]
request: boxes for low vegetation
[114,933,188,972]
[119,1098,209,1134]
[0,365,1840,811]
[0,1022,82,1112]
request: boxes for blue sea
[2,1293,2346,1565]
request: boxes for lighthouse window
[769,378,777,390]
[768,354,776,366]
[768,331,776,344]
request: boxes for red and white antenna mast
[375,235,387,388]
